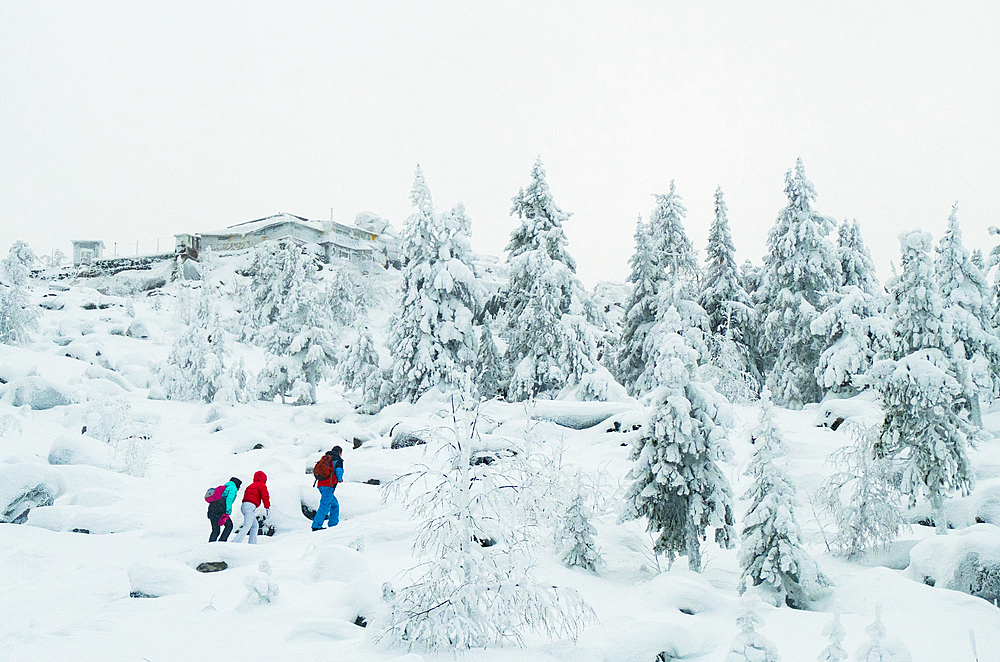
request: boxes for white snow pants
[235,501,259,544]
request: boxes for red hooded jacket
[242,471,271,508]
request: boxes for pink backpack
[204,484,226,503]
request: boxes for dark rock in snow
[390,432,425,449]
[196,561,228,573]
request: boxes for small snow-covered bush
[87,397,155,477]
[559,474,604,572]
[854,606,911,662]
[818,423,908,558]
[378,400,594,651]
[724,595,780,662]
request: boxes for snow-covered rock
[1,376,72,410]
[905,524,1000,603]
[0,462,67,523]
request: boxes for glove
[219,514,230,526]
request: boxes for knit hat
[230,476,242,489]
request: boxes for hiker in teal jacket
[208,476,242,542]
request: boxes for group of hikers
[206,445,344,543]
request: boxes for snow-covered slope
[2,256,999,662]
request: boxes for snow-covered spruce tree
[811,286,892,397]
[379,400,594,651]
[617,215,662,393]
[243,241,337,405]
[755,159,842,407]
[724,595,780,662]
[817,423,908,558]
[0,241,39,346]
[503,159,604,401]
[837,218,881,297]
[386,168,483,403]
[699,187,759,400]
[559,474,604,572]
[622,307,735,572]
[936,203,1000,425]
[336,328,382,412]
[475,312,506,400]
[650,180,699,289]
[817,611,848,662]
[739,391,830,608]
[630,184,711,397]
[326,265,371,328]
[854,605,912,662]
[161,288,236,403]
[874,230,973,534]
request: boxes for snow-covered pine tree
[724,595,780,662]
[631,184,711,397]
[739,391,830,608]
[818,423,908,558]
[386,168,483,403]
[854,605,912,662]
[162,289,227,403]
[649,180,699,290]
[755,159,842,408]
[622,307,735,572]
[243,241,337,405]
[559,474,604,572]
[617,214,662,394]
[699,187,759,400]
[337,328,382,412]
[503,159,603,400]
[874,230,974,534]
[935,203,1000,425]
[0,241,39,346]
[475,312,506,400]
[817,611,848,662]
[838,218,881,297]
[701,188,754,342]
[811,286,892,396]
[380,401,594,651]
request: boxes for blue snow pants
[312,486,339,529]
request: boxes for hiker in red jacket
[311,446,344,531]
[234,471,270,544]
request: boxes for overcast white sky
[2,1,998,287]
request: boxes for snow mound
[128,559,199,598]
[47,434,122,471]
[815,392,882,430]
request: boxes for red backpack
[204,484,226,503]
[313,456,332,482]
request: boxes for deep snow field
[2,256,1000,662]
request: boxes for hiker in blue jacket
[208,476,242,542]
